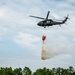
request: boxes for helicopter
[29,11,69,28]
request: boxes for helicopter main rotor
[29,11,50,21]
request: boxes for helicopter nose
[37,22,43,26]
[37,22,41,26]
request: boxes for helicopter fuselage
[37,19,63,27]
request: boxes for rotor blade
[46,11,50,20]
[29,15,45,19]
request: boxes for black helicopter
[29,11,69,28]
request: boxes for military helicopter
[29,11,69,28]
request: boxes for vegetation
[0,66,75,75]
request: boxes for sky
[0,0,75,71]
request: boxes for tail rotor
[64,14,70,20]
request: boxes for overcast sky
[0,0,75,71]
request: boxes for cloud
[13,32,40,49]
[0,8,5,18]
[0,25,8,40]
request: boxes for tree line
[0,66,75,75]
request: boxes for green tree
[0,67,5,75]
[33,67,53,75]
[13,68,22,75]
[0,67,14,75]
[0,66,75,75]
[23,67,32,75]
